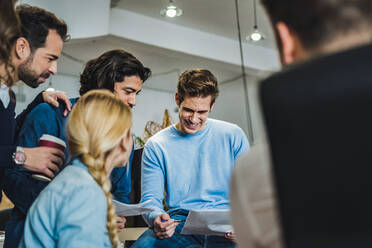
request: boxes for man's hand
[22,147,64,178]
[225,232,237,243]
[116,216,126,231]
[153,214,179,239]
[42,91,72,116]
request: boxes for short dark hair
[261,0,372,51]
[177,69,219,106]
[16,4,69,52]
[79,49,152,96]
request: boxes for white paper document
[113,199,153,217]
[181,209,233,236]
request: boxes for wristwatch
[12,146,26,166]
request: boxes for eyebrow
[123,87,141,93]
[183,107,209,113]
[47,53,59,60]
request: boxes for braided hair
[67,90,132,247]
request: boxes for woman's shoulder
[47,163,105,201]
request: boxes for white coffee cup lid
[39,134,66,148]
[32,174,52,182]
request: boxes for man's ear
[276,22,298,64]
[210,102,215,112]
[175,93,180,106]
[14,37,31,61]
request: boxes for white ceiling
[58,0,277,92]
[114,0,275,49]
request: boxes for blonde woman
[20,90,133,248]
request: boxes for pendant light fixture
[160,0,183,18]
[247,0,264,42]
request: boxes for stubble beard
[18,55,42,88]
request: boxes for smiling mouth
[185,120,199,130]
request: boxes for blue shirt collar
[170,118,211,137]
[71,158,89,172]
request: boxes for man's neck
[304,34,372,62]
[175,122,181,131]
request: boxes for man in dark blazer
[230,1,372,247]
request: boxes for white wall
[211,76,264,145]
[14,74,178,140]
[21,0,110,39]
[14,74,263,144]
[14,74,80,115]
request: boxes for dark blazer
[0,91,44,205]
[260,44,372,248]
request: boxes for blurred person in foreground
[230,0,372,247]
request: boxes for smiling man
[132,69,249,248]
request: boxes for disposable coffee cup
[32,134,66,182]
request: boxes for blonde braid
[81,153,119,247]
[67,90,132,248]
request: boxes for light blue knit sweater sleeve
[140,141,167,226]
[231,123,250,159]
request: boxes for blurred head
[175,69,219,134]
[67,90,132,247]
[79,49,152,109]
[261,0,372,64]
[0,0,20,87]
[15,5,68,88]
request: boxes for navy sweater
[0,91,44,197]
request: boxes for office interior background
[14,0,281,145]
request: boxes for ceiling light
[160,0,182,18]
[246,0,265,42]
[247,26,265,42]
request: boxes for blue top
[4,97,133,215]
[141,118,249,225]
[3,97,133,248]
[19,159,115,248]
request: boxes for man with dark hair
[4,49,151,247]
[230,1,372,247]
[79,49,151,108]
[15,4,69,88]
[132,69,249,248]
[2,4,72,247]
[0,2,72,205]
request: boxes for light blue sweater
[19,159,113,248]
[141,118,249,225]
